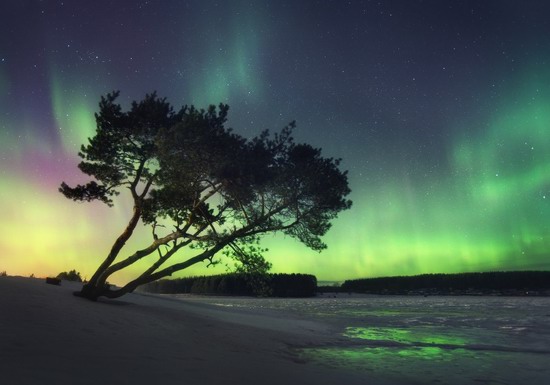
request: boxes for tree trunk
[77,205,142,301]
[74,281,112,301]
[75,244,226,300]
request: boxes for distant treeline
[141,273,317,297]
[341,271,550,294]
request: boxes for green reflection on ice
[306,345,476,367]
[397,346,447,360]
[301,344,550,385]
[300,345,493,385]
[344,327,469,347]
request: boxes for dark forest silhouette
[141,273,317,297]
[340,271,550,295]
[143,271,550,297]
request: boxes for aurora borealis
[1,1,549,284]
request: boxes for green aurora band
[262,74,550,281]
[49,70,99,154]
[183,1,265,107]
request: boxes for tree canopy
[60,91,352,300]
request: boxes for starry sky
[1,0,550,284]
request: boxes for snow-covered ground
[0,277,372,385]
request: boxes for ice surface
[178,294,550,384]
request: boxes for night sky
[1,1,550,284]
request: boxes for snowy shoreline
[0,276,379,385]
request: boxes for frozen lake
[173,294,550,384]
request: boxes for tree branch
[106,243,228,297]
[130,159,146,200]
[86,204,142,288]
[139,175,155,199]
[97,229,186,282]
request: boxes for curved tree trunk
[77,205,142,301]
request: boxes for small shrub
[56,269,83,282]
[0,271,7,277]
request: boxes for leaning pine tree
[60,91,352,300]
